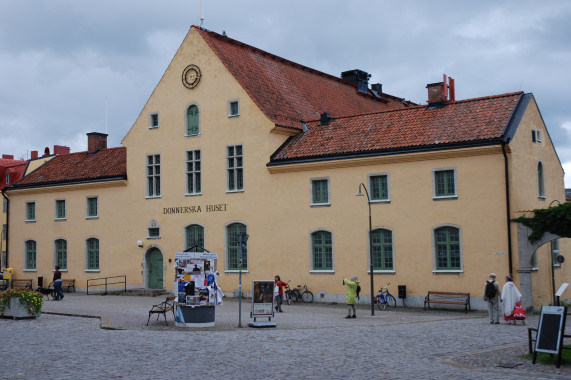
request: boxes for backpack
[356,285,361,300]
[485,281,497,299]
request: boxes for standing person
[501,275,522,324]
[343,276,359,319]
[274,275,287,312]
[53,265,64,301]
[483,273,500,324]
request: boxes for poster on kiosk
[174,252,221,327]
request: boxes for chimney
[371,83,383,98]
[53,145,71,155]
[31,151,38,159]
[341,69,371,94]
[87,132,108,154]
[43,147,51,156]
[426,82,446,105]
[320,112,331,125]
[2,154,14,159]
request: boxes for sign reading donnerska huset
[163,204,228,215]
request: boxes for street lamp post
[237,233,249,327]
[357,183,375,317]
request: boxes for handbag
[274,285,279,296]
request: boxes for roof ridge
[194,26,353,87]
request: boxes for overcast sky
[1,0,570,188]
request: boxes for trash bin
[4,268,13,280]
[398,285,407,299]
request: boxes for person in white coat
[501,275,522,324]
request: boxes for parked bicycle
[285,281,314,303]
[376,282,396,310]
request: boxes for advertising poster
[251,280,274,316]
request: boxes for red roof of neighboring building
[270,92,523,162]
[9,147,126,189]
[0,158,28,190]
[196,27,411,130]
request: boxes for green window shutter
[186,105,199,136]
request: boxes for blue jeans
[54,279,64,300]
[275,294,283,311]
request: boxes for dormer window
[5,173,10,185]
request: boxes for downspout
[1,189,8,269]
[501,143,513,275]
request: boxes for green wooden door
[147,248,163,289]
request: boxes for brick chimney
[426,82,446,105]
[2,154,14,159]
[54,145,71,155]
[87,132,108,154]
[31,151,38,159]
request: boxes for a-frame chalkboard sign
[533,305,568,368]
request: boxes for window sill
[25,220,36,223]
[145,196,162,199]
[224,269,249,273]
[86,216,99,220]
[149,126,159,130]
[432,270,463,274]
[310,203,331,207]
[147,237,161,240]
[226,189,244,194]
[371,199,390,204]
[309,270,334,274]
[85,269,100,273]
[23,269,37,272]
[184,134,201,138]
[370,270,396,274]
[54,218,67,221]
[538,196,546,200]
[228,114,240,118]
[432,196,458,200]
[185,193,203,197]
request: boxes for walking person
[274,275,287,312]
[501,275,522,324]
[53,265,64,301]
[343,276,359,319]
[483,273,500,324]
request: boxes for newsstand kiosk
[174,252,221,327]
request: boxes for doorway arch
[146,247,164,289]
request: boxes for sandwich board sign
[533,305,567,368]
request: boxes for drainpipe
[1,189,8,269]
[502,143,513,275]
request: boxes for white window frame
[431,224,463,273]
[368,173,390,203]
[149,112,159,129]
[228,99,240,117]
[369,227,396,273]
[86,196,98,219]
[25,201,36,222]
[55,199,66,220]
[310,177,330,206]
[432,167,457,199]
[185,149,202,196]
[147,219,161,239]
[224,221,248,272]
[532,129,542,144]
[226,144,244,192]
[146,154,161,198]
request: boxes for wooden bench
[11,279,33,289]
[48,279,76,293]
[147,296,176,326]
[424,291,471,313]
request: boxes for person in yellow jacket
[343,276,359,319]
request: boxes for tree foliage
[512,202,571,242]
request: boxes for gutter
[502,142,513,275]
[1,189,8,268]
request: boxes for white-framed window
[25,240,36,270]
[25,201,36,222]
[228,100,239,117]
[227,145,243,192]
[186,104,200,136]
[311,230,333,271]
[310,178,330,206]
[226,222,247,271]
[54,239,67,270]
[433,168,457,199]
[86,196,98,218]
[532,129,542,144]
[55,199,66,220]
[537,161,545,198]
[146,154,161,198]
[432,225,462,272]
[369,173,390,202]
[147,219,160,239]
[149,113,159,129]
[186,149,202,195]
[86,237,100,271]
[552,239,561,267]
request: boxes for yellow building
[5,26,568,309]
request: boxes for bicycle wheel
[285,292,292,305]
[301,291,313,303]
[376,296,385,311]
[290,291,299,302]
[386,294,397,308]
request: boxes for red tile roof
[9,147,126,188]
[270,92,523,162]
[195,27,411,130]
[0,158,28,190]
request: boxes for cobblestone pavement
[1,293,570,379]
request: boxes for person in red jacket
[274,275,287,312]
